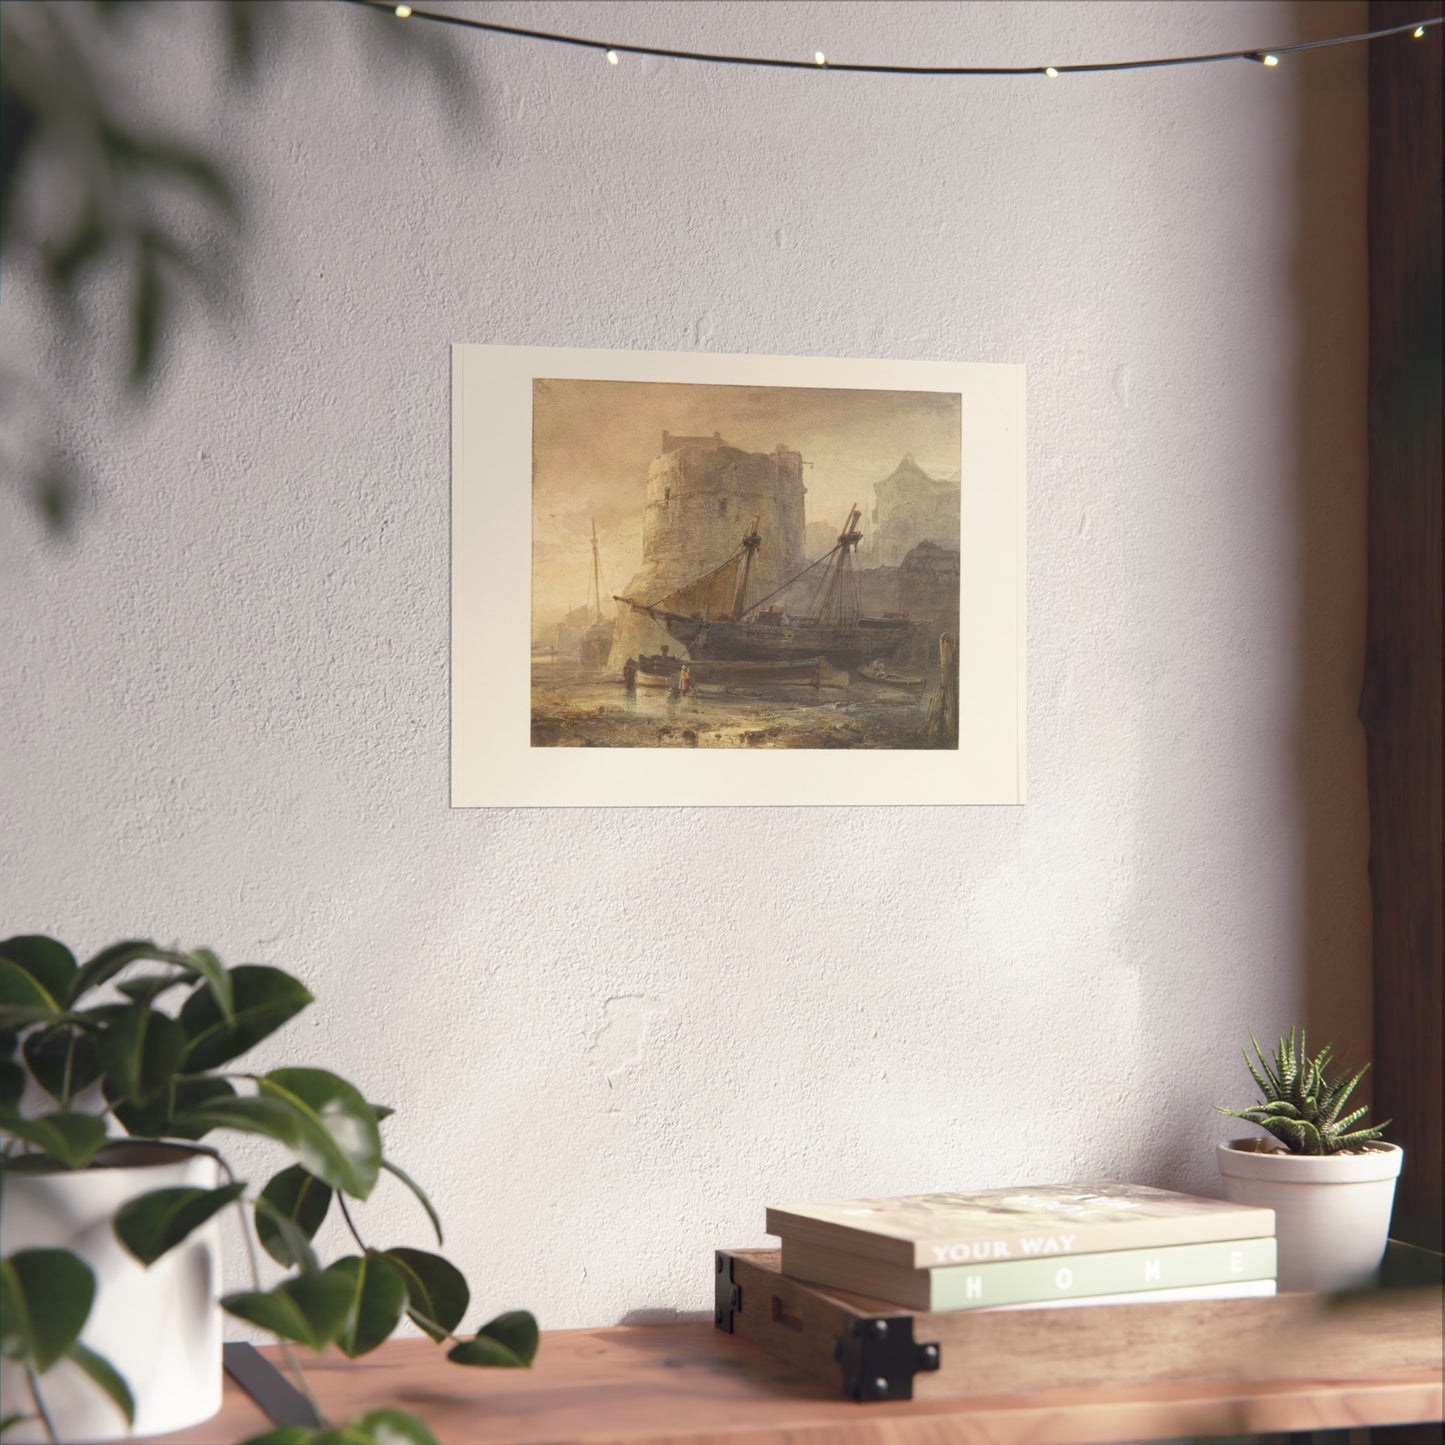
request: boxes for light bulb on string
[339,2,1442,80]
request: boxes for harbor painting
[531,379,962,751]
[451,345,1024,807]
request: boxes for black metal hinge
[714,1250,742,1332]
[833,1313,941,1401]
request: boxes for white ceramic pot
[1216,1137,1403,1293]
[0,1141,224,1442]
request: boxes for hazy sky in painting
[532,379,961,636]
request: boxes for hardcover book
[766,1181,1275,1270]
[779,1234,1278,1310]
[983,1278,1276,1311]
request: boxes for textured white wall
[0,0,1369,1330]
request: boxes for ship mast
[732,517,761,620]
[812,505,863,624]
[589,517,603,623]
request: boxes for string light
[339,2,1443,79]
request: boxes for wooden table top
[150,1320,1444,1445]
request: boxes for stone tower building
[611,432,806,665]
[870,454,960,567]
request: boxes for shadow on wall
[1128,0,1373,1198]
[1287,0,1373,1088]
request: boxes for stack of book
[766,1181,1277,1312]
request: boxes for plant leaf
[0,959,60,1027]
[256,1165,332,1268]
[106,1073,238,1142]
[0,1414,36,1435]
[182,948,233,1022]
[115,974,191,1007]
[23,1027,102,1103]
[382,1248,468,1342]
[258,1070,381,1200]
[447,1310,538,1368]
[0,1112,108,1168]
[0,1060,25,1113]
[351,1409,441,1445]
[252,1196,321,1277]
[67,1341,135,1426]
[0,1260,23,1359]
[155,1076,240,1141]
[171,1094,309,1153]
[1333,1121,1392,1151]
[0,938,76,1008]
[0,1248,95,1371]
[97,1005,187,1103]
[113,1182,245,1266]
[179,966,312,1071]
[326,1253,407,1359]
[72,941,180,1000]
[380,1158,442,1246]
[175,1086,377,1200]
[223,1273,353,1351]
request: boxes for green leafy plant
[0,934,536,1445]
[1216,1025,1391,1156]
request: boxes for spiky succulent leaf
[1330,1104,1371,1134]
[1276,1030,1298,1095]
[1242,1045,1273,1102]
[1333,1121,1392,1149]
[1218,1027,1390,1156]
[1323,1063,1370,1124]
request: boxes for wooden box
[715,1243,1445,1404]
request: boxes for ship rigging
[615,506,912,671]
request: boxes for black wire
[338,2,1441,77]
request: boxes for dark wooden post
[1364,1,1443,1260]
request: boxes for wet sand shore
[531,665,939,750]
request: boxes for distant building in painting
[612,431,806,664]
[870,454,959,566]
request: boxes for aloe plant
[1216,1025,1391,1156]
[0,935,536,1445]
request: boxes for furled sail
[647,553,743,621]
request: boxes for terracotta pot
[0,1141,224,1441]
[1216,1137,1403,1293]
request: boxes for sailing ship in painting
[616,505,914,679]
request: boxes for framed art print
[451,344,1024,806]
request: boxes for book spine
[930,1237,1277,1310]
[981,1278,1277,1311]
[909,1211,1276,1268]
